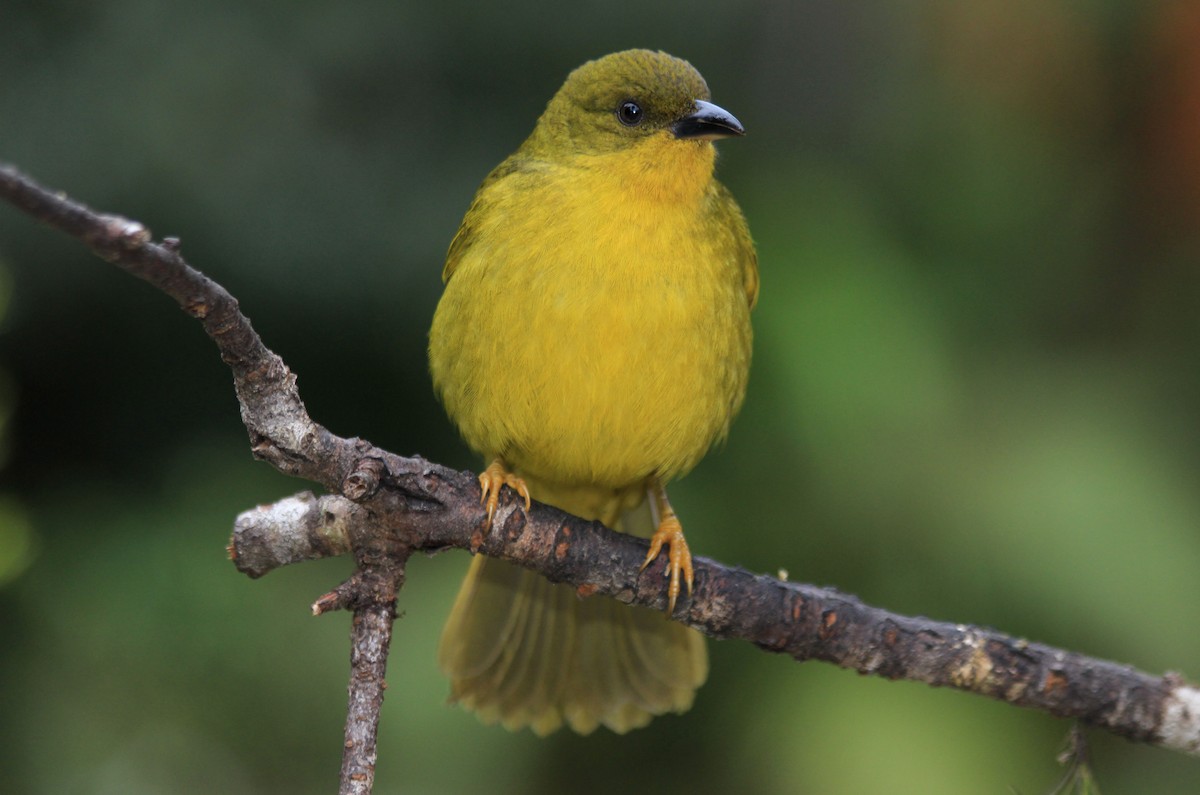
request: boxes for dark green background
[3,1,1200,792]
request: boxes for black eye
[616,100,643,127]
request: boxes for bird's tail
[436,481,707,735]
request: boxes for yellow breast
[429,133,753,490]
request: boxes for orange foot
[478,458,531,530]
[640,479,694,614]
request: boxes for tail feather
[493,574,573,733]
[437,481,708,735]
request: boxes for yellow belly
[430,139,752,490]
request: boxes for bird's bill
[671,100,745,140]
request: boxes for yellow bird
[429,49,757,735]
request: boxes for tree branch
[3,163,1199,786]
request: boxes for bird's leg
[478,458,531,530]
[640,477,693,614]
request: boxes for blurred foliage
[3,0,1200,793]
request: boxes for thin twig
[335,564,405,795]
[341,602,395,795]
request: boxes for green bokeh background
[3,1,1200,793]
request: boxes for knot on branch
[313,566,404,616]
[344,457,386,501]
[86,213,151,255]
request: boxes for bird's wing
[442,156,529,284]
[714,181,759,309]
[740,236,760,310]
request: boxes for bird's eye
[616,100,644,127]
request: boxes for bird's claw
[478,459,531,530]
[640,514,693,614]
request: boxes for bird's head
[528,49,744,160]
